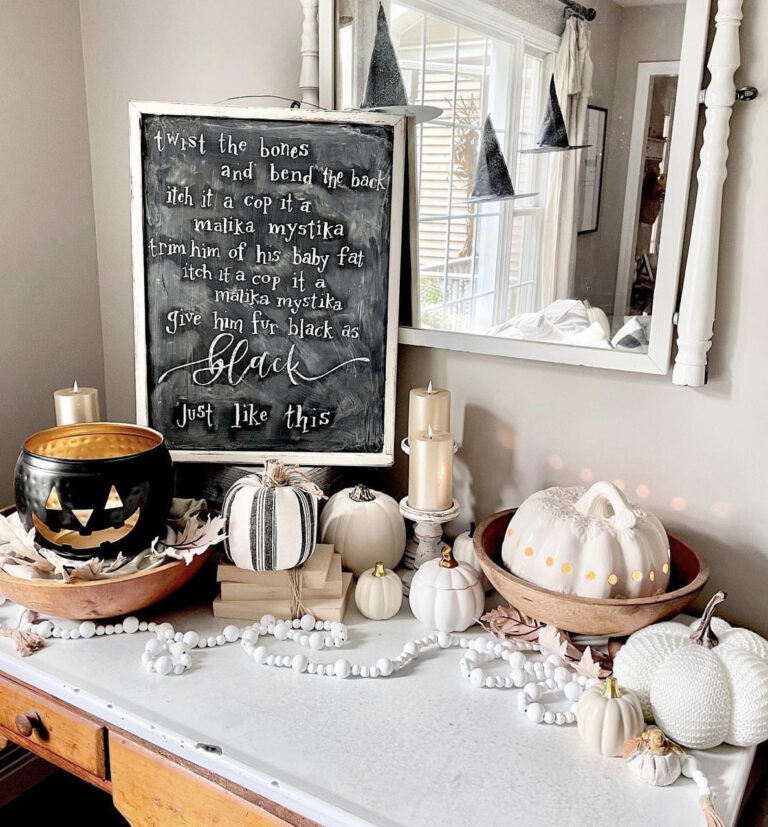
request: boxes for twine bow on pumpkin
[259,459,326,500]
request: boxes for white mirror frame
[299,0,745,386]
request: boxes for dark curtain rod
[557,0,597,21]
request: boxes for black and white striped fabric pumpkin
[222,471,319,571]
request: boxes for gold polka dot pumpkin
[500,482,669,600]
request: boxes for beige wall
[73,1,768,635]
[79,0,304,421]
[0,0,104,504]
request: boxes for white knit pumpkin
[613,591,768,748]
[451,523,490,591]
[501,482,669,599]
[577,677,644,757]
[354,562,402,620]
[320,485,406,577]
[408,549,484,633]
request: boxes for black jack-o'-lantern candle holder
[14,423,173,561]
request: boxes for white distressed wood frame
[673,0,743,386]
[129,101,406,466]
[613,60,680,324]
[309,0,743,380]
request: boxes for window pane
[418,218,449,270]
[507,214,542,318]
[418,122,452,217]
[515,52,544,195]
[390,3,552,331]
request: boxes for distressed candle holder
[399,497,460,570]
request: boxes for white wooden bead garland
[13,609,596,727]
[456,643,597,726]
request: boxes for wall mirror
[328,0,716,375]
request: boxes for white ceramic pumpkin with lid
[409,548,484,632]
[501,482,669,600]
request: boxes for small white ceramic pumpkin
[355,562,402,620]
[320,485,406,577]
[577,676,644,757]
[613,591,768,748]
[501,482,670,599]
[408,548,484,632]
[451,523,490,592]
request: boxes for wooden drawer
[110,733,312,827]
[0,673,106,782]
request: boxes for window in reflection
[339,0,690,355]
[389,4,551,333]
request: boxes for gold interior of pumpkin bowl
[24,423,164,460]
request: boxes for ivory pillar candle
[408,426,454,511]
[54,381,100,426]
[408,382,450,439]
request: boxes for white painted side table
[0,600,756,826]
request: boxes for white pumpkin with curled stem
[613,591,768,748]
[354,562,403,621]
[320,484,406,577]
[577,676,644,757]
[501,482,670,599]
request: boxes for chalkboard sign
[130,103,405,466]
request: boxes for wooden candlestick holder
[398,497,460,571]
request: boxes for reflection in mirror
[337,0,691,356]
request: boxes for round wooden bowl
[0,550,211,620]
[474,509,709,637]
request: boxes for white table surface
[0,599,755,827]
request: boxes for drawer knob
[14,711,42,738]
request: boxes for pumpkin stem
[349,484,376,503]
[439,547,459,568]
[468,522,476,539]
[373,561,387,577]
[690,591,727,649]
[602,676,622,699]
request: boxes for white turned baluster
[673,0,743,386]
[299,0,320,108]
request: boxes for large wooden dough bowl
[0,508,211,620]
[0,553,211,620]
[474,508,709,636]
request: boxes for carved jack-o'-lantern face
[32,483,144,551]
[14,423,173,560]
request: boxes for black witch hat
[361,3,441,124]
[520,76,590,153]
[469,115,536,202]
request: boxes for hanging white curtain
[539,18,594,306]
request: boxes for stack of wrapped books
[212,544,353,622]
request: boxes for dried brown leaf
[538,624,569,659]
[573,646,602,678]
[480,605,544,642]
[154,514,226,564]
